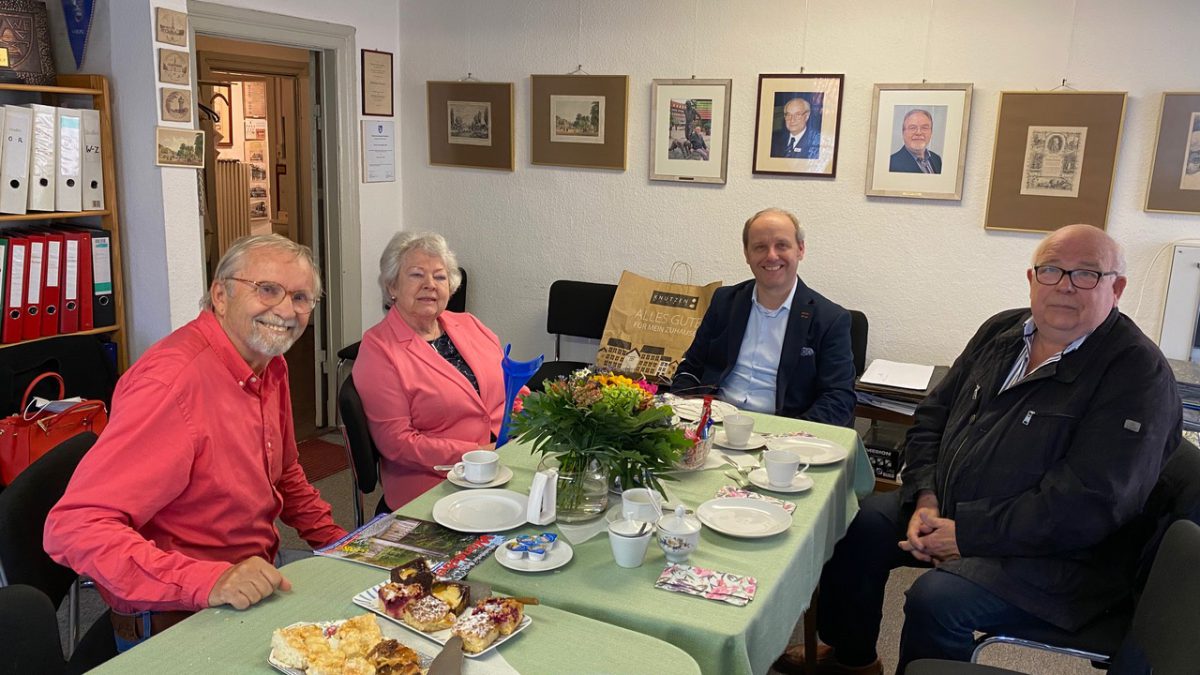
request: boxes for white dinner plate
[352,583,532,659]
[493,540,574,572]
[671,399,738,423]
[714,431,767,451]
[764,437,849,465]
[747,467,814,493]
[431,489,527,533]
[268,619,435,674]
[446,465,514,489]
[696,498,792,538]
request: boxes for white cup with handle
[763,449,808,488]
[453,450,500,484]
[621,487,663,522]
[723,414,755,446]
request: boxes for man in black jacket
[774,224,1182,674]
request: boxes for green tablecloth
[398,415,871,675]
[90,555,701,675]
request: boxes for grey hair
[378,232,462,309]
[743,208,806,249]
[201,234,321,309]
[902,108,934,128]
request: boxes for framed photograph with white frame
[984,91,1126,233]
[1145,92,1200,214]
[865,83,973,200]
[649,78,732,184]
[752,73,844,177]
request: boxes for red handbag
[0,372,108,485]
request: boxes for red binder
[3,236,28,344]
[59,231,82,334]
[21,231,45,341]
[77,229,93,331]
[40,230,63,336]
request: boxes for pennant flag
[62,0,95,69]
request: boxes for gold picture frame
[426,81,514,171]
[984,91,1127,233]
[1145,92,1200,214]
[864,83,973,200]
[531,74,628,170]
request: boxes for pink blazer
[352,308,505,508]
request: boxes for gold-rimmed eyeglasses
[229,278,319,313]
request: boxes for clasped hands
[898,491,961,565]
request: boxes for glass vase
[538,454,608,523]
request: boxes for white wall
[396,0,1200,367]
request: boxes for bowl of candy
[673,424,714,470]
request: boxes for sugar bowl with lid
[655,504,701,563]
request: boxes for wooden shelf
[0,326,118,349]
[0,210,110,222]
[0,83,103,96]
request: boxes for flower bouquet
[511,369,691,518]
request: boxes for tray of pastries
[268,613,431,675]
[352,559,530,657]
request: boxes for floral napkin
[655,563,758,606]
[714,486,797,514]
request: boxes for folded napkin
[713,486,797,515]
[655,563,757,606]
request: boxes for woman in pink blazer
[352,232,505,511]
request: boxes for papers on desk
[860,359,935,391]
[855,391,918,416]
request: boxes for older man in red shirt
[45,234,347,651]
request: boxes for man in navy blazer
[889,109,942,173]
[770,97,822,159]
[672,208,856,426]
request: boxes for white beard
[246,312,301,358]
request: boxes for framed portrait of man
[752,73,844,177]
[865,83,973,200]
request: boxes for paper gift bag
[597,265,720,382]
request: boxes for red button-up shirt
[44,311,347,613]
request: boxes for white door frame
[188,1,362,425]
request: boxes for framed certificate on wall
[361,49,394,117]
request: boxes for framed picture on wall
[212,85,233,147]
[984,91,1127,233]
[531,74,629,170]
[155,7,187,47]
[426,80,514,171]
[865,83,973,200]
[362,49,394,116]
[649,78,732,184]
[155,127,205,168]
[243,80,267,118]
[1145,92,1200,214]
[752,73,844,177]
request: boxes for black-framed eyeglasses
[229,278,319,313]
[1032,265,1118,290]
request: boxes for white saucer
[494,540,574,572]
[764,436,849,465]
[446,465,514,489]
[747,467,814,493]
[431,489,527,533]
[714,431,767,451]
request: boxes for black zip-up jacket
[900,307,1182,630]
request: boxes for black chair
[968,437,1200,667]
[908,519,1200,675]
[447,267,467,313]
[338,372,383,528]
[527,279,618,391]
[0,432,116,669]
[1,584,68,675]
[848,309,869,378]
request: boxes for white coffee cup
[621,487,663,522]
[608,518,654,568]
[453,450,500,484]
[764,449,807,487]
[723,414,755,446]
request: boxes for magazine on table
[315,513,503,579]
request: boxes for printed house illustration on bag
[597,339,674,378]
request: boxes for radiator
[215,159,251,257]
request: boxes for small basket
[674,431,714,471]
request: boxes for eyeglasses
[904,124,932,133]
[229,278,319,313]
[1032,265,1118,290]
[784,112,810,120]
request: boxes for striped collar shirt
[999,317,1090,393]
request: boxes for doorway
[196,36,325,440]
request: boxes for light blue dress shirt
[719,279,799,413]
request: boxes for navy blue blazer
[770,128,821,159]
[889,147,943,173]
[672,278,856,427]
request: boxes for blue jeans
[817,491,1056,673]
